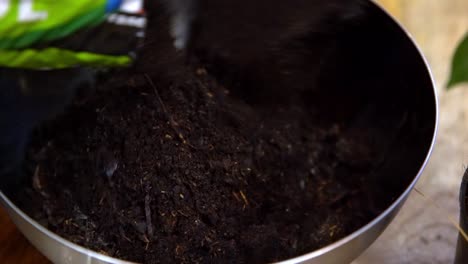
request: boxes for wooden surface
[0,206,49,263]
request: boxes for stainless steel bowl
[0,1,438,264]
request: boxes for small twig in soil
[144,74,196,149]
[175,244,183,255]
[98,193,106,205]
[144,74,169,115]
[119,226,132,242]
[329,225,338,237]
[177,210,189,217]
[32,165,49,198]
[239,191,249,207]
[232,192,241,202]
[328,189,360,206]
[144,194,154,238]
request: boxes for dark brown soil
[14,2,393,264]
[17,70,382,263]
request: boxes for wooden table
[0,206,49,263]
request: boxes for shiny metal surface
[0,192,135,264]
[0,1,438,264]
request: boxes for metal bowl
[0,1,438,264]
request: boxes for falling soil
[13,2,394,264]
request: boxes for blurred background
[0,0,467,263]
[355,0,468,263]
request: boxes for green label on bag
[0,0,107,49]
